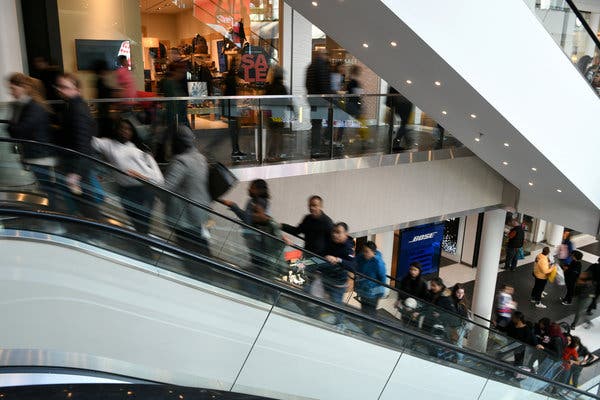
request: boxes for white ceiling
[286,0,600,234]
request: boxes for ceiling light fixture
[362,43,369,48]
[434,81,441,86]
[406,79,412,84]
[528,182,534,186]
[502,161,508,165]
[312,1,318,6]
[470,114,477,119]
[557,189,562,193]
[390,41,397,47]
[442,110,447,115]
[474,137,480,142]
[531,167,537,171]
[503,143,509,147]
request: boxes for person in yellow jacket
[530,247,556,308]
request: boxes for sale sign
[240,53,269,83]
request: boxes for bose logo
[408,233,437,243]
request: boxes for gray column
[469,209,506,351]
[546,223,564,247]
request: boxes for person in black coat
[54,73,102,220]
[7,73,56,207]
[398,262,428,300]
[425,277,456,331]
[282,195,334,257]
[562,250,583,305]
[305,50,332,158]
[317,222,355,304]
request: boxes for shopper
[557,230,575,268]
[223,64,245,158]
[355,241,387,316]
[586,257,600,316]
[569,337,591,387]
[92,59,116,138]
[495,284,516,331]
[398,261,428,300]
[340,64,364,145]
[281,195,334,257]
[558,335,580,384]
[263,65,288,160]
[6,73,57,208]
[221,179,287,276]
[570,252,595,330]
[115,55,136,100]
[450,283,472,357]
[506,311,536,366]
[386,86,413,151]
[54,73,103,221]
[504,219,524,271]
[319,222,356,304]
[305,50,333,158]
[562,250,583,305]
[92,119,164,235]
[530,247,556,308]
[163,126,212,256]
[425,277,455,331]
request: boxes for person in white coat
[92,119,163,234]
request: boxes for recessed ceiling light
[502,161,508,165]
[390,41,397,47]
[434,81,441,86]
[406,79,412,84]
[528,182,534,186]
[312,1,318,6]
[470,114,477,119]
[442,110,447,115]
[556,189,562,193]
[474,137,480,142]
[362,43,369,48]
[531,167,537,171]
[503,143,509,147]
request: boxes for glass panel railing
[525,0,600,95]
[0,138,582,387]
[2,209,598,400]
[23,94,462,168]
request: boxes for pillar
[470,209,506,351]
[374,231,394,279]
[546,223,564,247]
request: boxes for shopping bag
[548,267,557,283]
[555,266,566,286]
[208,162,237,200]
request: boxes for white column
[374,231,395,280]
[470,209,506,351]
[546,223,564,247]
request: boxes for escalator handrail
[0,137,562,361]
[563,0,600,53]
[1,207,598,398]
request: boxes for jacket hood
[173,126,196,154]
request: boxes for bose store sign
[396,223,446,282]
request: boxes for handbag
[208,162,237,200]
[548,266,557,283]
[555,266,566,286]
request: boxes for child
[495,284,516,331]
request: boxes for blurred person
[397,261,428,300]
[425,277,455,330]
[386,86,412,151]
[570,251,594,330]
[91,119,163,235]
[159,63,189,162]
[281,195,334,257]
[495,284,516,331]
[450,283,472,356]
[562,250,583,305]
[355,241,386,317]
[223,63,245,158]
[115,55,136,100]
[506,311,536,366]
[54,73,103,221]
[586,257,600,316]
[305,50,333,158]
[6,72,57,207]
[263,65,288,160]
[504,218,524,271]
[30,56,60,101]
[339,64,364,145]
[330,62,344,92]
[530,247,556,308]
[532,319,566,382]
[92,59,116,138]
[569,337,591,387]
[221,179,287,277]
[319,222,356,305]
[557,229,574,268]
[163,126,211,256]
[557,335,580,385]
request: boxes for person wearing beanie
[398,261,428,300]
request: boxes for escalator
[0,139,599,399]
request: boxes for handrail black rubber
[0,137,571,370]
[1,207,599,398]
